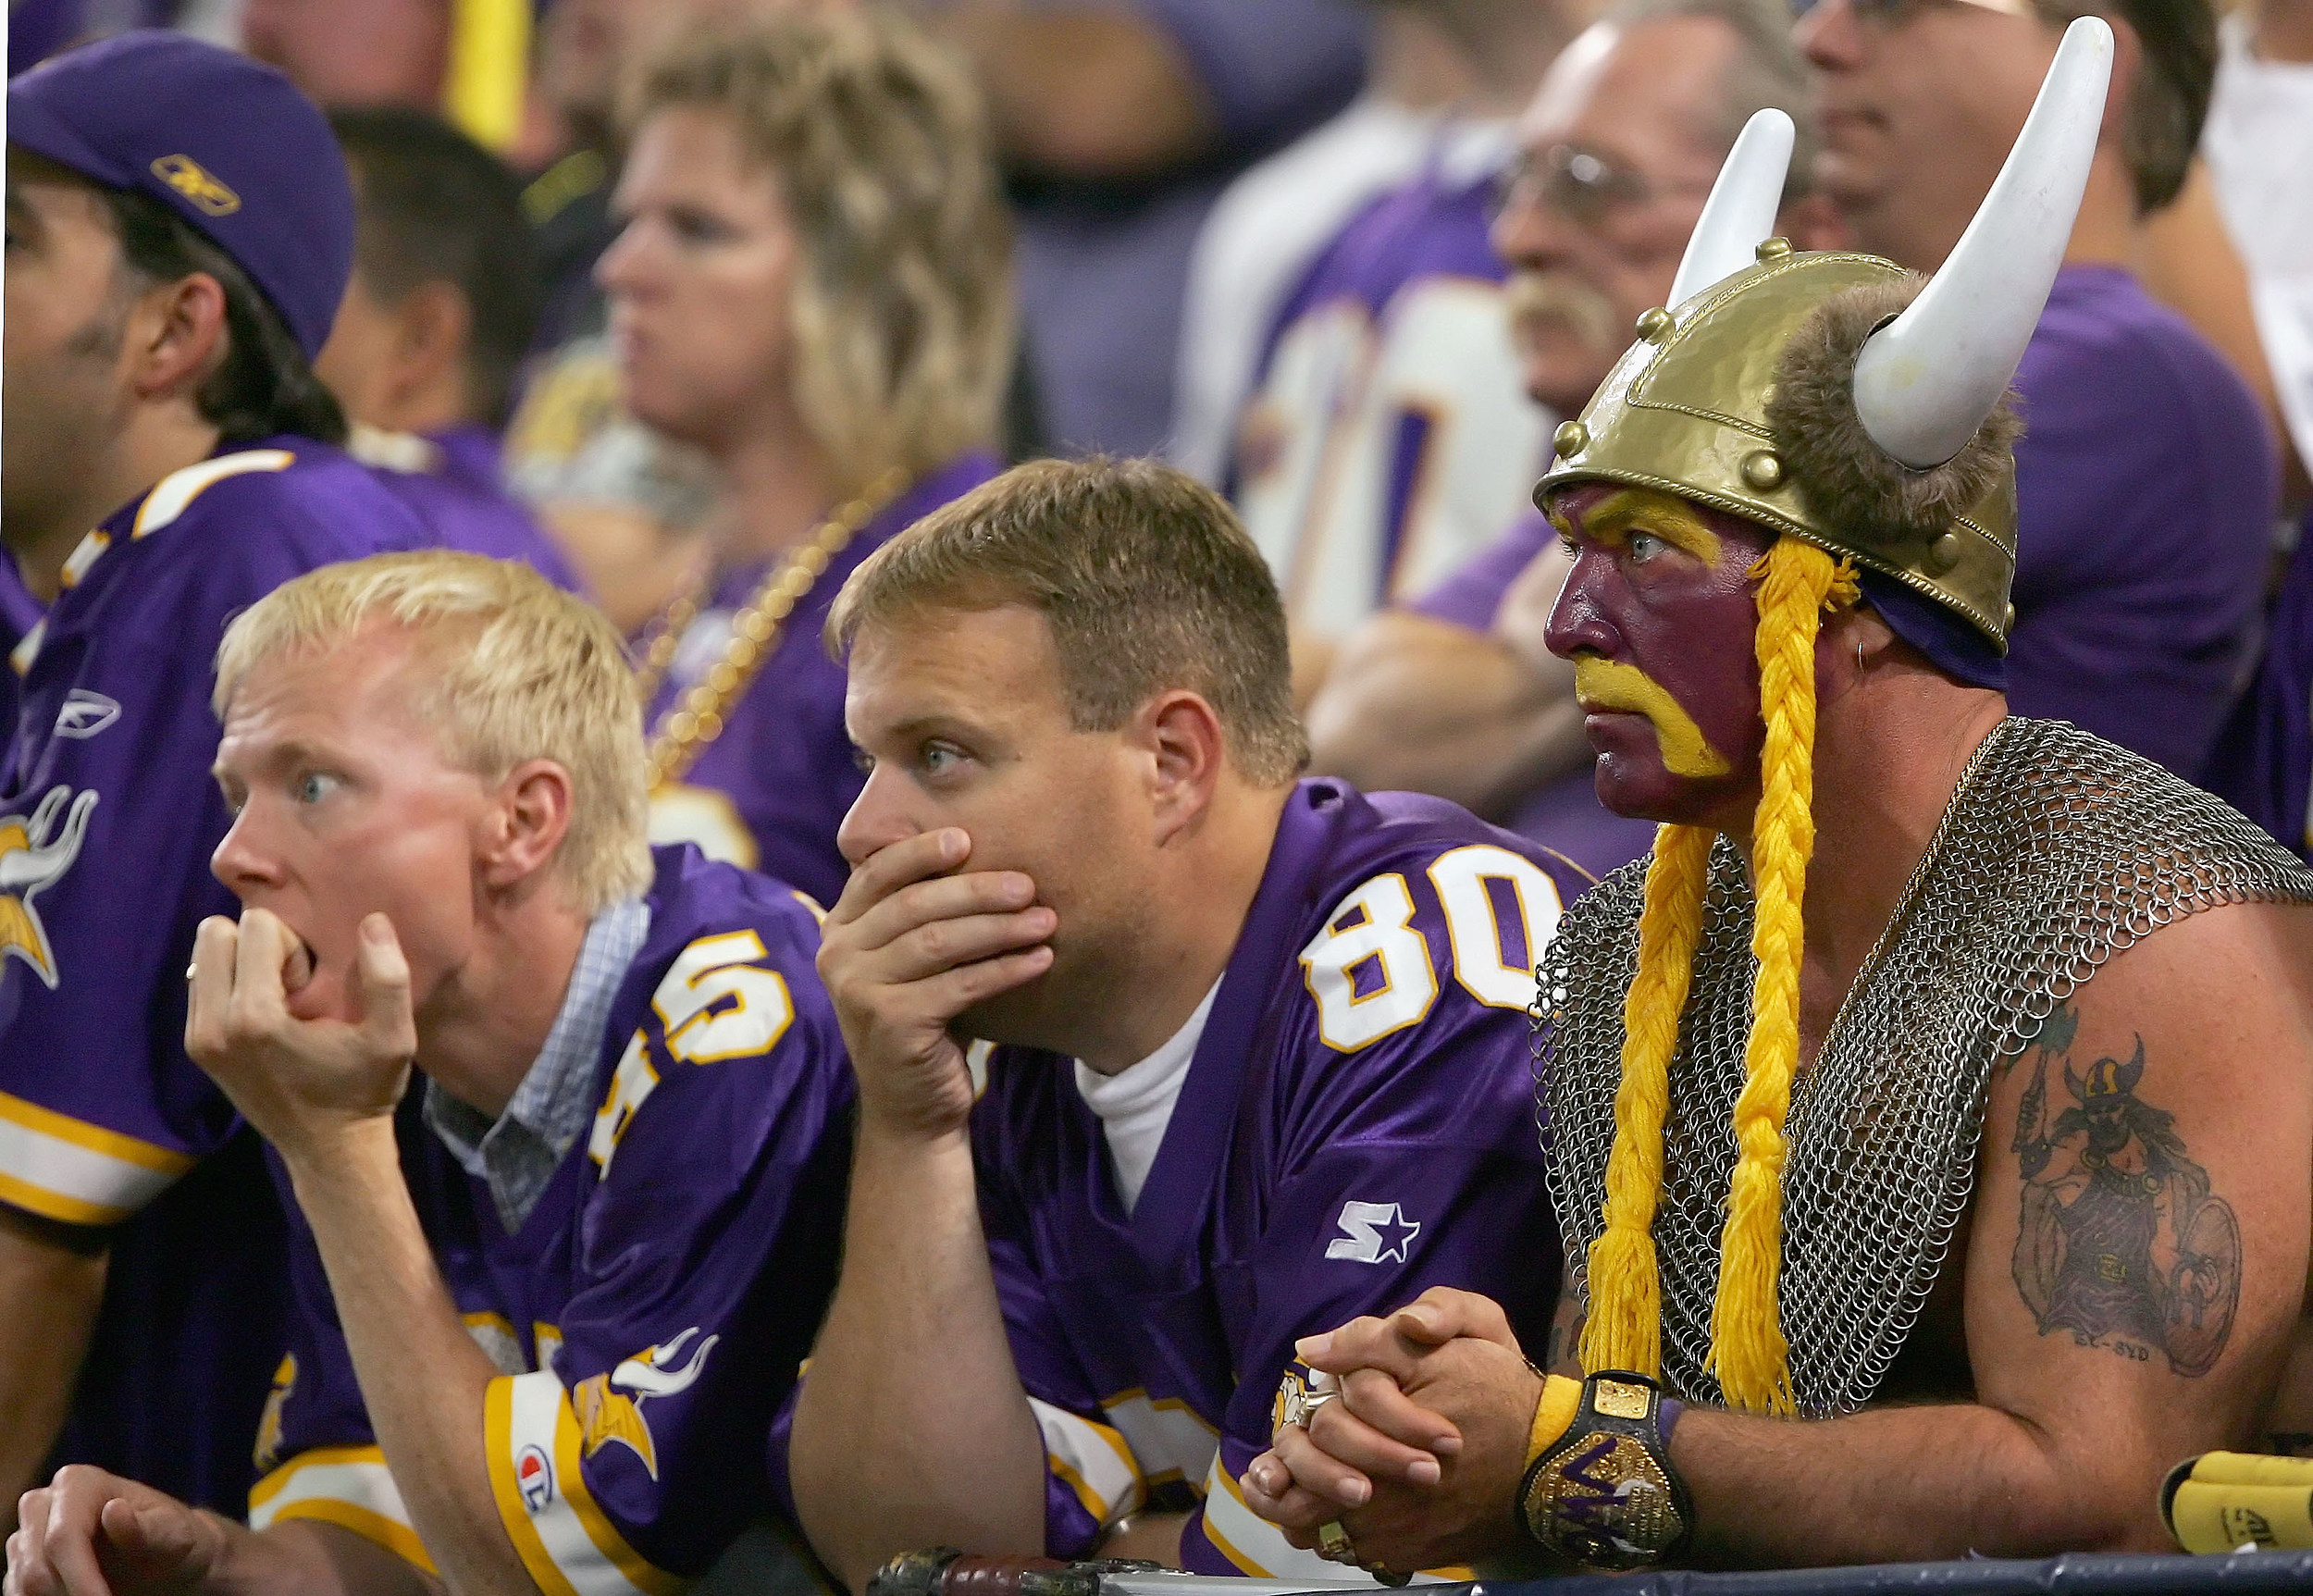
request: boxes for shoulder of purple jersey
[104,443,432,628]
[1349,787,1596,898]
[633,845,835,1004]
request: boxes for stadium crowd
[3,0,2313,1592]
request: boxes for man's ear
[391,279,472,411]
[1139,689,1227,845]
[1821,603,1899,697]
[126,271,229,404]
[481,759,576,893]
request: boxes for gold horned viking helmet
[1554,20,2114,1417]
[1540,18,2116,649]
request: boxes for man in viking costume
[1237,20,2313,1572]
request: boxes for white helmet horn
[1851,17,2114,468]
[1666,108,1796,310]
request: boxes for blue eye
[1627,531,1668,563]
[295,773,340,804]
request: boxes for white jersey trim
[486,1368,681,1596]
[0,1092,191,1226]
[131,450,295,538]
[1030,1394,1144,1528]
[248,1444,437,1574]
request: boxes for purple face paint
[1543,483,1779,829]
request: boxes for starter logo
[574,1327,719,1479]
[1326,1200,1421,1264]
[515,1444,553,1513]
[0,786,96,988]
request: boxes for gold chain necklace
[639,468,907,789]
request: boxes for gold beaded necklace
[638,468,907,789]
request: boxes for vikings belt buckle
[1272,1367,1339,1434]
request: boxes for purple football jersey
[367,424,586,592]
[645,453,999,907]
[938,781,1577,1579]
[0,439,429,1511]
[1231,143,1551,642]
[2204,505,2313,861]
[2005,266,2277,776]
[252,847,851,1584]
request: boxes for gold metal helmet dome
[1537,19,2118,650]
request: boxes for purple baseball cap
[8,31,355,363]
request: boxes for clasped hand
[1241,1288,1540,1572]
[182,909,416,1166]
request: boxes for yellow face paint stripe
[1577,489,1726,563]
[1573,659,1733,778]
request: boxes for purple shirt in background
[259,847,850,1584]
[0,439,429,1514]
[2005,265,2277,774]
[367,424,585,591]
[1410,513,1657,880]
[1007,0,1367,453]
[2205,507,2313,861]
[1411,266,2279,874]
[646,454,998,907]
[877,781,1577,1577]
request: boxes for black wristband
[1515,1369,1695,1570]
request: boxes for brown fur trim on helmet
[1763,277,2022,547]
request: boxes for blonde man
[6,553,854,1596]
[594,7,1014,901]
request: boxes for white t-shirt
[1072,981,1222,1215]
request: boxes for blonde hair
[214,551,654,916]
[627,10,1014,494]
[1580,535,1857,1416]
[828,457,1310,786]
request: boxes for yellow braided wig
[1579,822,1712,1379]
[1583,535,1858,1416]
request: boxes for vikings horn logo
[574,1327,719,1480]
[0,786,97,989]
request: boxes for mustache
[1504,269,1624,359]
[1573,657,1732,779]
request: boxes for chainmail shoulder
[1533,717,2313,1417]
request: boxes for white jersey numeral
[588,1032,658,1173]
[1427,845,1565,1010]
[1301,850,1563,1051]
[1299,873,1438,1051]
[650,930,795,1064]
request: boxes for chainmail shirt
[1536,717,2313,1417]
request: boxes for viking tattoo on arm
[2010,1002,2242,1377]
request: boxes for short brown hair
[2030,0,2213,214]
[627,11,1014,493]
[827,458,1309,786]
